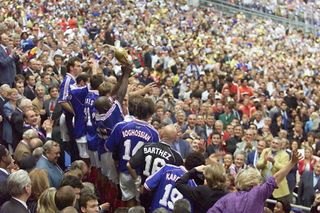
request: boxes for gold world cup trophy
[103,44,132,66]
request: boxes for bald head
[29,138,43,150]
[160,124,177,144]
[22,129,38,141]
[106,76,117,84]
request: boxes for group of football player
[62,58,201,213]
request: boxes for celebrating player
[106,97,160,207]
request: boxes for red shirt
[239,86,254,97]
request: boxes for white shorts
[76,136,89,159]
[59,113,70,142]
[119,172,139,201]
[88,150,101,168]
[101,152,118,184]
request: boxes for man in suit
[247,140,267,167]
[235,129,258,157]
[0,33,19,86]
[0,170,31,213]
[53,54,67,77]
[32,84,48,120]
[273,101,291,131]
[181,114,206,140]
[43,85,62,142]
[36,140,63,188]
[0,144,11,181]
[11,99,34,148]
[0,84,9,145]
[24,59,40,78]
[23,109,53,142]
[203,114,215,141]
[0,144,12,206]
[226,125,243,155]
[257,137,290,201]
[171,123,191,159]
[14,129,39,163]
[23,75,36,100]
[298,161,320,207]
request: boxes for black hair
[48,85,59,94]
[90,74,104,90]
[60,175,83,189]
[66,57,81,73]
[276,199,291,213]
[0,144,7,159]
[76,73,89,84]
[128,95,144,117]
[184,152,205,171]
[136,97,155,120]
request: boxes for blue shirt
[106,118,159,172]
[144,164,196,212]
[69,85,89,139]
[84,90,99,151]
[95,100,124,155]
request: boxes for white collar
[0,168,9,175]
[66,73,76,82]
[12,197,28,210]
[0,44,7,50]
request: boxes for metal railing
[199,0,318,35]
[266,199,311,212]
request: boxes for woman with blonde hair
[3,88,19,153]
[37,187,58,213]
[176,162,227,213]
[208,151,301,213]
[298,146,317,175]
[28,168,50,213]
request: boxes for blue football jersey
[84,90,99,151]
[69,85,89,139]
[106,118,160,172]
[144,165,197,212]
[95,100,124,155]
[58,73,76,103]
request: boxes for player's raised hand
[121,64,133,75]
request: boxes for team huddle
[63,57,188,212]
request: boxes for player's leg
[119,172,140,207]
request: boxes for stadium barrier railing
[198,0,318,35]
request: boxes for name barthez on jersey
[122,130,151,141]
[144,147,172,160]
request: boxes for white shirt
[0,168,9,175]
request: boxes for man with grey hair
[0,170,31,213]
[12,98,34,147]
[14,129,39,163]
[32,84,47,116]
[257,137,290,202]
[0,33,19,86]
[173,199,191,213]
[36,140,63,188]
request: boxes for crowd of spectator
[0,0,320,212]
[228,0,320,26]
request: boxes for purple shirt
[207,176,276,213]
